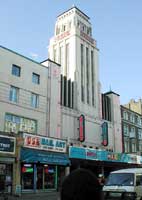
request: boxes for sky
[1,0,142,104]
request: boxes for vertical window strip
[91,51,95,106]
[60,75,63,105]
[64,76,66,106]
[86,47,89,104]
[59,46,63,74]
[72,82,74,108]
[66,43,69,77]
[81,44,84,102]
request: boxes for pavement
[0,191,59,200]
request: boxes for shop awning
[20,148,70,166]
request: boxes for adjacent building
[121,105,142,154]
[0,46,70,194]
[124,98,142,115]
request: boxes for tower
[48,6,101,120]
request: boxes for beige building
[0,46,69,194]
[48,6,122,152]
[124,98,142,115]
[0,46,48,136]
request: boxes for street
[0,192,59,200]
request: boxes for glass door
[37,165,43,189]
[44,165,56,189]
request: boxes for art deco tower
[48,6,101,120]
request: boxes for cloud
[30,52,39,59]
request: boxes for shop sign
[101,122,108,146]
[23,133,67,153]
[0,135,15,154]
[86,149,97,160]
[69,146,141,164]
[4,114,37,134]
[78,115,85,142]
[69,146,86,159]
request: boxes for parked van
[103,168,142,200]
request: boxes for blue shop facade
[20,133,70,192]
[69,146,142,177]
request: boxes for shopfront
[0,134,16,194]
[20,133,70,192]
[69,146,142,178]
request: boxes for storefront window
[21,164,34,190]
[37,164,56,189]
[21,163,56,191]
[44,165,56,189]
[0,164,12,193]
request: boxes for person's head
[60,168,102,200]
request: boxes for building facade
[1,6,142,195]
[121,105,142,154]
[0,46,70,195]
[48,6,122,153]
[124,98,142,115]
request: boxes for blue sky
[1,0,142,104]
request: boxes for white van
[103,168,142,200]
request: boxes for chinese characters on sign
[4,114,37,134]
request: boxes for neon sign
[78,115,85,142]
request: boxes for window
[86,47,90,104]
[59,46,63,73]
[123,124,129,136]
[130,114,135,123]
[32,73,40,84]
[91,50,95,106]
[5,113,37,134]
[31,93,39,108]
[131,143,136,153]
[130,127,136,138]
[65,43,69,77]
[12,64,21,77]
[81,44,84,102]
[124,140,129,152]
[139,143,142,151]
[138,129,142,139]
[9,86,19,103]
[123,111,128,120]
[137,116,142,125]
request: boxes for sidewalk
[1,191,59,200]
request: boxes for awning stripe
[20,148,70,166]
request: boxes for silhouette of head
[60,168,102,200]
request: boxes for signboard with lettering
[80,31,96,46]
[101,122,108,146]
[4,114,37,134]
[23,133,67,153]
[69,146,141,164]
[78,115,85,142]
[0,135,16,154]
[55,31,70,41]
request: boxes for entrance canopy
[21,148,70,166]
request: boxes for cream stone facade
[48,6,122,152]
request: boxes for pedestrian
[98,174,105,189]
[60,168,103,200]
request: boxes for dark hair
[60,168,102,200]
